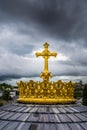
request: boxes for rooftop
[0,103,87,130]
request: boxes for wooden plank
[4,121,20,130]
[29,123,38,130]
[38,107,45,113]
[37,123,44,130]
[50,124,57,130]
[49,107,54,113]
[57,107,66,113]
[16,122,31,130]
[52,107,60,114]
[67,114,81,122]
[49,114,58,122]
[27,113,39,122]
[64,107,74,113]
[17,113,30,121]
[29,107,38,113]
[0,110,5,115]
[75,113,87,121]
[17,106,27,112]
[58,114,72,122]
[43,124,50,130]
[39,114,49,122]
[73,105,87,112]
[2,105,15,111]
[16,107,26,112]
[0,121,9,129]
[0,112,9,118]
[39,114,45,122]
[80,123,87,130]
[68,123,84,130]
[81,113,87,118]
[43,114,49,122]
[9,113,22,120]
[44,106,51,113]
[54,114,61,122]
[23,107,32,112]
[69,107,79,112]
[11,106,22,111]
[57,124,70,130]
[2,112,14,119]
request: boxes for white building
[10,91,16,98]
[0,91,3,97]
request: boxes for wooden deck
[0,103,87,130]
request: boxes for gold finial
[35,42,57,81]
[44,42,49,48]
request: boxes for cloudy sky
[0,0,87,85]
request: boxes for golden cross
[35,42,57,81]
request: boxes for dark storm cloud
[0,0,87,42]
[0,0,87,84]
[0,74,39,81]
[0,75,21,81]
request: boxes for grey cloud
[8,44,34,56]
[0,0,87,83]
[0,39,34,56]
[0,0,87,42]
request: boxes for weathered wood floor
[0,103,87,130]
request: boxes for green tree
[2,90,12,101]
[82,84,87,106]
